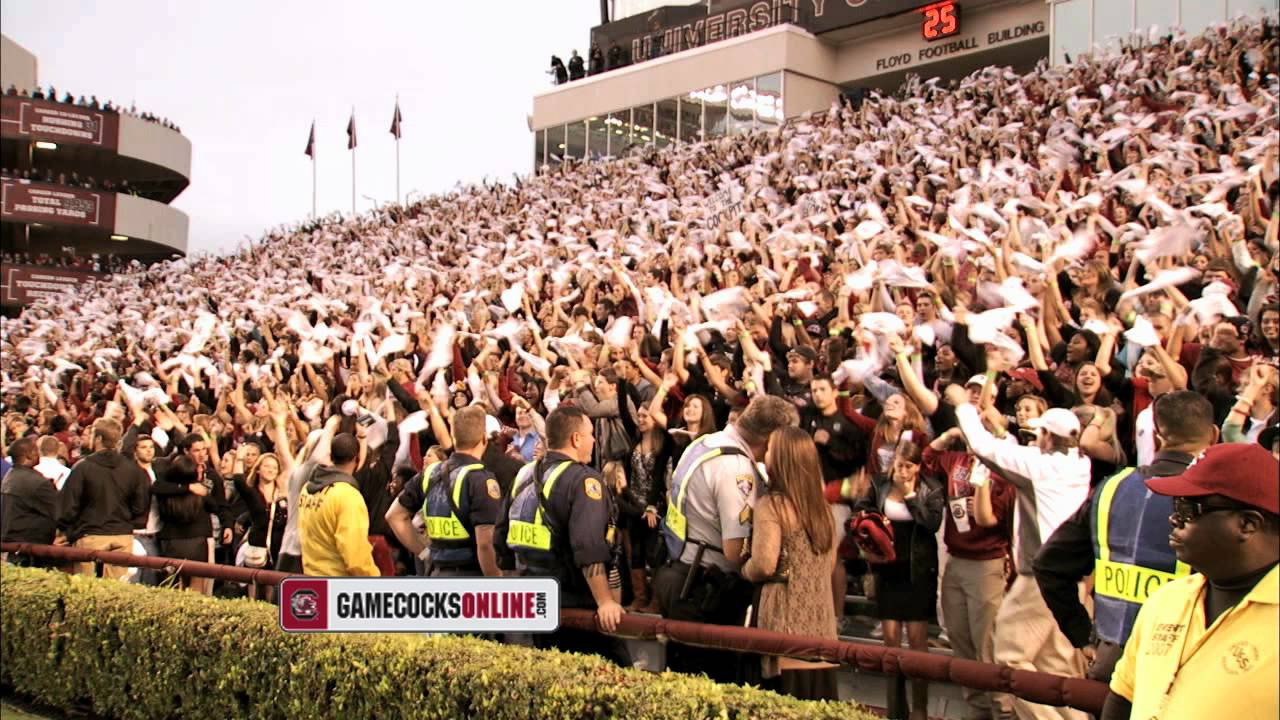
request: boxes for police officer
[495,405,627,662]
[385,406,503,577]
[1034,391,1217,681]
[654,395,798,683]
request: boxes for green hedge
[0,567,873,720]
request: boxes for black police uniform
[394,451,502,576]
[495,451,628,665]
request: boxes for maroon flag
[304,121,316,159]
[390,100,403,139]
[346,112,357,150]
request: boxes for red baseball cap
[1145,443,1280,514]
[1007,367,1044,392]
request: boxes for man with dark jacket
[1,436,59,563]
[57,418,150,579]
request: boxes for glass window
[1053,0,1092,65]
[587,117,610,160]
[679,95,702,143]
[655,99,678,149]
[1135,0,1176,36]
[1093,0,1131,55]
[606,110,630,156]
[756,73,782,128]
[566,120,586,162]
[534,129,546,169]
[703,85,729,139]
[728,79,755,135]
[548,125,566,166]
[1180,0,1219,36]
[632,104,654,147]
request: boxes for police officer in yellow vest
[1034,391,1217,681]
[653,395,799,684]
[495,405,628,663]
[385,406,503,577]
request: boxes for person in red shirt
[924,426,1016,720]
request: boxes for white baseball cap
[966,375,988,388]
[1026,408,1081,438]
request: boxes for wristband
[829,329,841,337]
[985,370,997,383]
[896,351,910,362]
[793,319,804,327]
[911,353,922,362]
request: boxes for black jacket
[57,451,150,543]
[150,458,231,541]
[1,465,59,544]
[854,474,945,586]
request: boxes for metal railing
[1,542,1108,714]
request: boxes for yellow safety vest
[421,461,484,542]
[506,460,572,552]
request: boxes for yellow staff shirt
[1110,565,1278,720]
[298,481,380,577]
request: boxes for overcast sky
[1,1,601,255]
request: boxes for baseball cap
[966,374,987,388]
[1146,443,1279,514]
[484,415,502,437]
[787,346,818,363]
[1007,366,1044,391]
[1025,408,1081,438]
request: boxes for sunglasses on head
[1170,497,1251,527]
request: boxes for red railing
[1,542,1108,714]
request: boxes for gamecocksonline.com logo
[290,589,319,620]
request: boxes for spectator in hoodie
[56,418,150,580]
[298,432,380,576]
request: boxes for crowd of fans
[2,15,1279,718]
[0,250,127,274]
[1,166,141,195]
[4,83,182,133]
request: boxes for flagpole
[351,145,356,216]
[311,154,317,219]
[395,94,402,206]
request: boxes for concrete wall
[114,193,189,254]
[0,34,38,93]
[533,24,831,129]
[782,71,840,119]
[118,113,193,180]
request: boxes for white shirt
[674,426,761,573]
[34,456,71,491]
[1135,405,1156,468]
[956,404,1090,574]
[134,464,162,535]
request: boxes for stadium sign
[1,265,104,305]
[0,96,120,150]
[596,0,945,64]
[870,18,1046,72]
[0,180,117,229]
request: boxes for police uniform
[495,451,627,664]
[1033,450,1195,681]
[394,451,503,576]
[654,426,763,683]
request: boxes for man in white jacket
[945,386,1092,720]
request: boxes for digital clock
[921,1,960,42]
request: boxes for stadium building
[0,33,190,310]
[531,0,1277,167]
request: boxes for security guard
[1034,391,1216,681]
[654,395,798,684]
[495,405,627,663]
[385,406,503,577]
